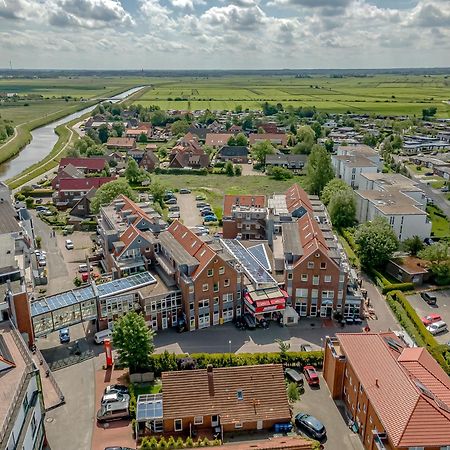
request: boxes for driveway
[240,163,264,176]
[176,193,202,228]
[407,290,450,344]
[292,374,363,450]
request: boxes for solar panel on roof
[247,244,271,272]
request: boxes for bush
[154,167,208,176]
[381,282,414,294]
[287,382,300,402]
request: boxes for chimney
[207,364,214,397]
[375,379,379,388]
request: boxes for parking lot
[175,192,202,228]
[292,374,363,450]
[407,290,450,344]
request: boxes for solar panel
[221,239,277,288]
[97,272,157,298]
[247,243,271,272]
[136,394,163,421]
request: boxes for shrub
[381,282,414,294]
[287,382,300,402]
[185,437,194,448]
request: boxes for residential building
[324,332,450,450]
[385,257,429,286]
[265,154,307,171]
[161,364,291,434]
[152,221,241,330]
[168,151,209,169]
[222,195,267,240]
[217,146,249,163]
[332,155,378,189]
[205,133,234,148]
[58,157,108,174]
[249,133,288,147]
[139,150,160,172]
[0,321,46,450]
[106,137,136,151]
[69,187,97,219]
[336,144,381,165]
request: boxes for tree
[112,311,154,373]
[402,235,424,256]
[97,124,109,144]
[138,133,148,143]
[328,190,356,228]
[422,107,437,120]
[252,140,275,165]
[324,138,334,153]
[418,242,450,285]
[321,179,350,206]
[305,145,334,195]
[149,179,166,208]
[234,133,248,146]
[266,166,293,180]
[363,133,377,148]
[354,217,399,269]
[311,122,322,140]
[171,120,189,136]
[234,164,242,176]
[225,161,235,177]
[151,109,167,126]
[293,125,315,154]
[91,179,138,213]
[287,382,300,403]
[66,146,80,158]
[112,122,124,137]
[125,158,141,184]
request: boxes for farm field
[134,75,450,117]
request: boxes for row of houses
[332,145,431,241]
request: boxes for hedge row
[371,269,414,294]
[147,350,324,376]
[154,168,208,176]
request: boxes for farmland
[134,75,450,117]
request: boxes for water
[0,86,145,181]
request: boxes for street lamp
[228,340,232,354]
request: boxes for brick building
[324,332,450,450]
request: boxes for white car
[101,392,130,406]
[38,257,47,267]
[427,321,448,335]
[65,239,74,250]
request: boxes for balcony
[373,431,389,450]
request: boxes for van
[427,320,448,335]
[94,329,113,344]
[96,402,130,423]
[421,292,437,305]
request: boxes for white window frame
[301,274,308,282]
[194,416,203,425]
[313,275,319,285]
[219,266,225,275]
[174,419,183,431]
[202,283,209,292]
[324,275,332,283]
[234,421,243,429]
[207,269,214,277]
[224,279,230,287]
[307,261,314,269]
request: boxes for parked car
[168,212,181,220]
[94,329,113,344]
[203,215,218,223]
[195,195,206,201]
[285,368,304,385]
[441,187,449,192]
[38,257,47,267]
[196,202,208,208]
[421,313,442,326]
[300,344,313,352]
[427,320,448,335]
[59,328,70,344]
[104,447,134,450]
[243,313,256,330]
[168,205,180,212]
[78,263,93,273]
[165,198,177,205]
[294,413,326,441]
[101,392,130,406]
[424,237,434,246]
[65,239,74,250]
[201,209,214,217]
[104,385,129,395]
[97,402,130,423]
[303,365,320,386]
[425,172,434,176]
[420,291,437,305]
[35,206,48,213]
[179,188,191,194]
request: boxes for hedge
[371,269,414,294]
[146,350,323,376]
[154,167,208,176]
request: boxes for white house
[332,154,378,189]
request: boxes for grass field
[133,75,450,117]
[427,205,450,238]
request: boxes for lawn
[427,204,450,238]
[133,381,162,396]
[133,74,450,117]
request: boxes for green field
[134,75,450,117]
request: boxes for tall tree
[305,144,334,195]
[149,179,166,208]
[97,124,109,144]
[418,242,450,285]
[171,120,189,136]
[252,140,275,165]
[402,235,424,256]
[328,190,356,228]
[321,178,351,206]
[90,179,138,213]
[293,125,315,154]
[125,158,141,184]
[354,217,399,269]
[112,311,154,373]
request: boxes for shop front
[243,286,288,325]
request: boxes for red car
[303,365,320,386]
[421,313,442,326]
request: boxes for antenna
[9,60,12,71]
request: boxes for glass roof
[136,394,163,421]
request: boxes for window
[440,447,450,450]
[174,419,183,431]
[202,284,209,292]
[301,274,308,282]
[22,395,29,413]
[287,273,293,280]
[235,421,243,429]
[363,404,366,413]
[224,279,230,287]
[198,299,209,309]
[219,266,225,275]
[313,275,319,285]
[320,262,327,269]
[408,448,424,450]
[194,416,203,425]
[369,416,372,424]
[324,275,332,283]
[307,261,314,269]
[237,389,244,400]
[223,293,233,303]
[213,296,219,305]
[339,274,345,283]
[360,385,364,394]
[213,282,219,292]
[31,413,37,438]
[207,269,213,277]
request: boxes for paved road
[177,193,202,228]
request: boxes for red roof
[223,195,266,216]
[59,157,107,171]
[285,184,313,214]
[58,176,116,191]
[337,333,450,448]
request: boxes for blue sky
[0,0,449,69]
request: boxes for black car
[243,313,256,330]
[421,291,437,305]
[295,413,327,441]
[104,384,129,395]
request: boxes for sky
[0,0,449,70]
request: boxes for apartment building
[332,155,378,188]
[152,221,241,331]
[324,332,450,450]
[222,195,267,240]
[0,322,46,450]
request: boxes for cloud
[409,0,450,27]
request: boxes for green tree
[362,133,377,148]
[138,132,148,143]
[287,382,300,403]
[321,178,350,206]
[112,122,124,137]
[234,164,242,176]
[391,135,403,150]
[171,120,189,136]
[418,242,450,285]
[354,217,399,269]
[293,125,315,154]
[266,166,293,180]
[112,311,154,373]
[97,124,109,144]
[149,179,166,208]
[324,139,334,153]
[252,141,275,165]
[305,145,334,195]
[125,158,141,184]
[227,135,236,146]
[234,133,248,146]
[66,146,80,158]
[311,122,322,140]
[328,190,356,228]
[225,161,235,177]
[151,109,167,126]
[402,235,424,256]
[91,179,138,213]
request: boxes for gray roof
[282,223,303,257]
[0,202,21,235]
[157,232,198,267]
[219,146,248,157]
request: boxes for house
[324,332,450,450]
[161,364,291,434]
[228,124,243,133]
[58,157,108,174]
[222,195,267,240]
[153,221,241,330]
[51,163,83,190]
[145,143,158,152]
[139,150,160,172]
[385,257,430,285]
[205,133,234,148]
[259,122,279,134]
[169,152,209,169]
[53,177,116,209]
[106,137,136,151]
[265,154,307,171]
[69,187,97,219]
[249,133,288,147]
[188,124,208,141]
[217,146,249,163]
